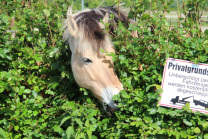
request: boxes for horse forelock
[75,10,106,54]
[64,6,129,55]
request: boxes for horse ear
[67,15,78,37]
[102,13,109,24]
[100,13,109,29]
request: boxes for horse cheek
[71,56,85,87]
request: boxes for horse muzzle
[103,101,119,117]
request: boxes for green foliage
[66,0,134,11]
[0,0,208,138]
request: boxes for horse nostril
[114,100,119,105]
[105,104,119,117]
[103,100,120,117]
[106,105,113,117]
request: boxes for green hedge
[0,0,208,138]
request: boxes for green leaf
[14,126,19,131]
[75,118,83,129]
[204,29,208,35]
[204,40,208,45]
[204,134,208,139]
[24,89,31,94]
[33,111,39,116]
[45,90,54,95]
[199,55,207,62]
[29,99,35,104]
[146,84,157,92]
[202,122,208,129]
[43,9,50,17]
[92,135,98,139]
[32,90,37,98]
[181,131,188,138]
[185,102,190,109]
[53,125,62,133]
[25,120,32,125]
[27,37,32,42]
[9,93,15,97]
[121,91,130,98]
[66,126,74,139]
[158,107,168,114]
[167,111,181,117]
[183,119,192,126]
[193,127,200,134]
[19,86,25,95]
[141,13,151,20]
[0,88,4,93]
[119,55,125,61]
[49,48,59,58]
[60,116,71,126]
[148,108,157,115]
[87,130,92,139]
[0,128,6,139]
[85,119,90,127]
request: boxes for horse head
[63,6,133,116]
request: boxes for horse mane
[63,6,129,54]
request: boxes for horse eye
[83,57,92,63]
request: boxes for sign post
[160,58,208,113]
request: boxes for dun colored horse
[63,6,134,115]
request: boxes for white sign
[160,58,208,113]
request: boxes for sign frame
[160,58,208,113]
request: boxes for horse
[63,6,134,116]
